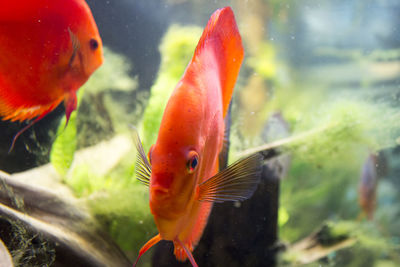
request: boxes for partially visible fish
[0,0,103,149]
[261,112,291,180]
[133,7,262,267]
[358,153,379,220]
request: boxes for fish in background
[133,7,262,267]
[0,0,103,150]
[358,153,384,220]
[261,111,291,180]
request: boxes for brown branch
[237,126,330,160]
[0,171,131,267]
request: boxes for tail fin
[191,6,244,118]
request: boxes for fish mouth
[151,185,170,197]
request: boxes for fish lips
[151,184,170,199]
[150,172,174,199]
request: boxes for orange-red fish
[0,0,103,148]
[358,153,379,220]
[134,7,262,267]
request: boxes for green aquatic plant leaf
[278,206,290,227]
[50,108,78,177]
[247,42,277,79]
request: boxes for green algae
[50,47,137,178]
[49,111,77,177]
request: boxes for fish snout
[151,185,170,197]
[150,172,174,200]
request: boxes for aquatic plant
[50,47,137,178]
[246,42,277,80]
[84,47,136,94]
[76,46,138,147]
[231,30,400,263]
[49,111,77,177]
[281,220,399,266]
[243,85,400,244]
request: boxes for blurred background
[1,0,400,266]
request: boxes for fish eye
[187,151,199,174]
[89,38,99,50]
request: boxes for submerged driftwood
[0,171,131,267]
[0,136,133,267]
[283,222,357,265]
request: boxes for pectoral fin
[131,127,151,186]
[197,153,262,202]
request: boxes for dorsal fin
[191,6,244,118]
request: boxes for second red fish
[0,0,103,148]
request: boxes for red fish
[0,0,103,149]
[134,7,262,267]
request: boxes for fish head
[64,0,104,88]
[148,139,201,240]
[56,1,104,123]
[70,18,103,81]
[75,22,103,78]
